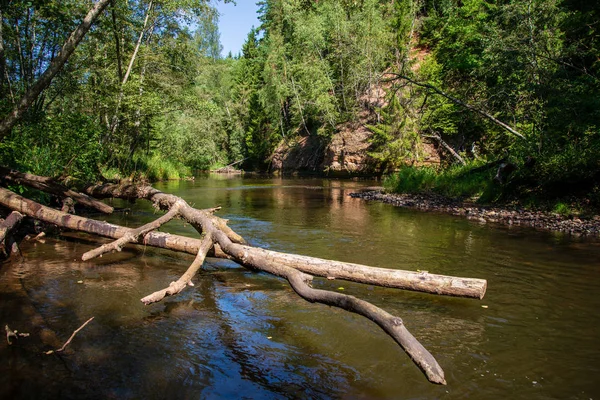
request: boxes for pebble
[350,191,600,236]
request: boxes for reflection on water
[1,175,600,399]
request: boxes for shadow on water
[1,175,600,399]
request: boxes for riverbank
[350,190,600,236]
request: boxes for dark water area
[1,175,600,399]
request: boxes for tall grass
[384,162,500,202]
[141,154,190,181]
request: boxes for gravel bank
[350,190,600,236]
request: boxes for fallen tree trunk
[0,186,486,299]
[0,185,450,384]
[0,210,23,257]
[0,180,494,384]
[0,166,113,214]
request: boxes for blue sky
[215,1,261,57]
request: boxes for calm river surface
[2,175,600,399]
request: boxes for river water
[1,175,600,399]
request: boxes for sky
[215,1,261,57]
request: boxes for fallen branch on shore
[0,171,491,385]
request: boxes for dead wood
[85,184,449,383]
[81,201,183,261]
[0,181,492,384]
[141,232,214,305]
[424,133,466,165]
[5,324,29,344]
[0,211,23,243]
[45,317,94,355]
[0,186,486,299]
[0,166,113,213]
[0,210,23,257]
[385,73,526,140]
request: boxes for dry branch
[45,317,94,354]
[82,201,183,261]
[0,182,492,384]
[386,73,526,140]
[5,325,30,344]
[141,232,214,305]
[211,228,447,384]
[0,186,486,299]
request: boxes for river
[1,175,599,399]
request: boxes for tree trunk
[0,178,494,385]
[0,211,23,257]
[0,0,112,139]
[0,166,113,213]
[424,133,466,165]
[108,0,153,138]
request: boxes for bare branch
[47,317,94,354]
[385,73,526,140]
[141,232,214,305]
[82,201,183,261]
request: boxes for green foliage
[367,94,422,168]
[135,153,190,182]
[0,112,104,183]
[0,0,598,206]
[384,162,500,201]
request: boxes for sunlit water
[1,175,600,399]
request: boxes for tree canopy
[0,0,598,204]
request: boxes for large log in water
[0,184,449,384]
[0,186,486,299]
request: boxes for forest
[0,0,598,208]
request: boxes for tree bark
[424,133,466,165]
[0,0,112,140]
[0,211,23,257]
[0,185,486,299]
[0,181,493,384]
[0,166,113,213]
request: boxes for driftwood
[0,177,491,385]
[0,186,486,299]
[5,324,30,344]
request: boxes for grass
[383,163,500,202]
[100,155,191,182]
[143,154,190,181]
